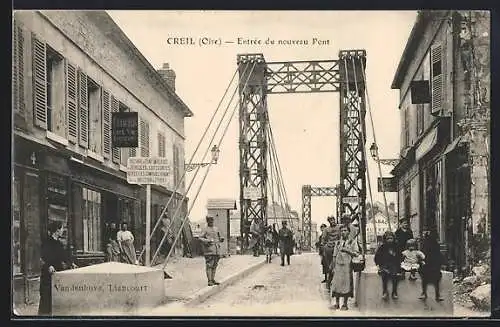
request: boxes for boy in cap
[199,215,225,286]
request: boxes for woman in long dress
[106,222,121,262]
[117,222,137,264]
[330,225,360,311]
[38,221,75,315]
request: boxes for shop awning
[415,126,438,161]
[444,136,463,155]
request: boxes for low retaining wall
[51,262,165,315]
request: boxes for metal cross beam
[302,185,339,250]
[237,50,368,252]
[266,60,341,94]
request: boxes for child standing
[419,229,444,301]
[401,239,425,281]
[374,231,401,300]
[264,226,275,263]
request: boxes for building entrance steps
[356,263,454,317]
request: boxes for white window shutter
[431,43,443,115]
[65,61,78,143]
[101,89,111,158]
[77,70,88,148]
[31,33,47,130]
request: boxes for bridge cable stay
[358,57,393,232]
[266,134,280,229]
[150,61,256,265]
[137,66,242,262]
[343,56,378,245]
[152,61,258,271]
[266,127,292,231]
[266,121,295,231]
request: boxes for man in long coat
[199,215,225,286]
[279,220,294,266]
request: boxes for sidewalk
[13,254,266,317]
[154,254,265,303]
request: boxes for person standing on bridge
[272,224,279,255]
[278,220,294,266]
[321,216,340,289]
[199,215,225,286]
[374,231,401,300]
[264,225,275,263]
[330,225,360,311]
[317,223,328,283]
[249,218,263,257]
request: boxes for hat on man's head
[282,220,287,225]
[327,216,335,222]
[206,215,214,221]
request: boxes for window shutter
[431,43,443,115]
[13,24,25,115]
[65,61,78,143]
[110,95,120,163]
[31,34,47,129]
[140,117,149,157]
[102,90,111,159]
[78,70,88,148]
[158,132,165,157]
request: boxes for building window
[46,46,65,136]
[13,177,22,275]
[87,78,102,154]
[119,102,131,166]
[82,188,102,253]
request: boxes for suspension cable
[358,58,392,231]
[267,127,290,229]
[138,66,241,260]
[267,122,294,230]
[267,133,279,228]
[150,62,255,264]
[154,61,258,267]
[347,56,378,243]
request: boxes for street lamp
[369,142,399,167]
[185,145,220,172]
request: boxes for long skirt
[331,263,354,298]
[121,240,137,264]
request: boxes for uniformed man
[321,216,341,289]
[199,215,225,286]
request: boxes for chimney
[157,63,176,92]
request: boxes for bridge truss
[238,50,368,251]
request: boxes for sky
[107,10,417,228]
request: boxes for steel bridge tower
[238,50,368,251]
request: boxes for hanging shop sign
[377,177,397,193]
[112,112,138,148]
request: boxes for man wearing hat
[342,213,361,241]
[278,220,294,266]
[321,216,341,288]
[199,215,225,286]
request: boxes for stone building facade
[12,10,193,305]
[390,10,490,276]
